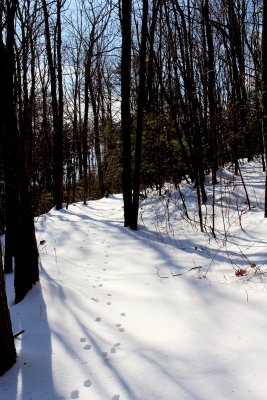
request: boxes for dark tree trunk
[0,16,16,373]
[83,55,91,204]
[0,3,17,274]
[0,240,16,376]
[131,0,148,230]
[121,0,133,227]
[88,72,105,197]
[55,0,64,210]
[0,1,39,303]
[203,0,218,185]
[262,0,267,217]
[42,0,63,210]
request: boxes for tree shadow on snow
[0,279,61,399]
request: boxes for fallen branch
[170,266,202,277]
[156,265,202,279]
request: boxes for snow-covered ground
[1,160,267,400]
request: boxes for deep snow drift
[1,160,267,399]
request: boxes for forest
[1,0,267,379]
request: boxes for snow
[1,160,267,399]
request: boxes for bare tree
[120,0,133,227]
[42,0,64,210]
[262,0,267,217]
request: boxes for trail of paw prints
[105,293,112,305]
[114,313,127,332]
[110,343,121,354]
[70,379,93,398]
[77,340,94,395]
[115,323,125,333]
[80,337,91,351]
[101,342,121,361]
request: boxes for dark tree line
[1,0,267,375]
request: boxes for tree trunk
[1,1,39,303]
[121,0,133,227]
[42,0,63,210]
[131,0,148,230]
[262,0,267,217]
[0,239,16,376]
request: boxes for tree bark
[0,239,16,376]
[262,0,267,217]
[131,0,148,230]
[42,0,63,210]
[121,0,133,227]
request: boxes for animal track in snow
[80,338,86,343]
[83,344,91,350]
[110,347,116,353]
[115,324,124,332]
[121,313,126,317]
[84,379,92,387]
[112,395,120,400]
[106,302,112,305]
[70,390,79,399]
[91,297,99,302]
[95,317,101,322]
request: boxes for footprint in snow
[80,338,86,343]
[112,395,120,400]
[83,344,91,350]
[84,379,92,387]
[121,313,126,317]
[91,297,99,302]
[115,324,124,332]
[70,390,79,399]
[95,317,101,322]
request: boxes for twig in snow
[156,265,202,279]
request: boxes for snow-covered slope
[1,160,267,399]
